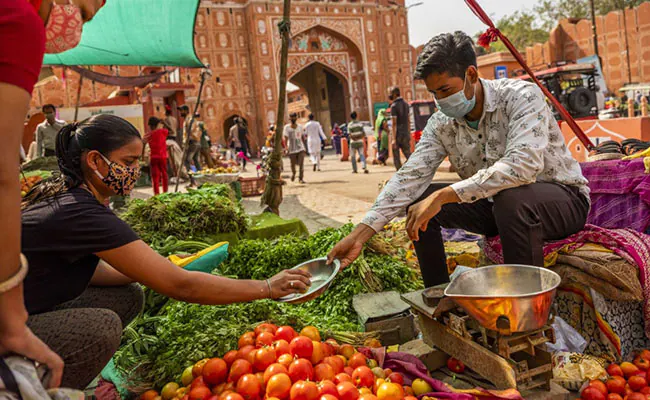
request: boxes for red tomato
[266,373,292,400]
[311,342,325,365]
[236,374,261,400]
[254,347,277,372]
[446,358,465,374]
[256,332,276,348]
[338,345,355,360]
[318,381,338,397]
[323,357,345,375]
[334,373,353,385]
[606,376,626,395]
[300,326,321,342]
[320,396,339,400]
[273,340,291,357]
[275,326,298,343]
[207,396,220,400]
[625,393,646,400]
[278,354,294,368]
[634,356,650,371]
[239,332,256,349]
[255,323,278,336]
[587,380,608,397]
[351,367,374,388]
[192,377,207,389]
[193,359,210,378]
[348,354,367,370]
[264,364,289,385]
[290,337,314,359]
[228,359,253,383]
[606,394,623,400]
[336,382,359,400]
[189,386,212,400]
[628,375,647,392]
[607,364,624,377]
[237,345,256,362]
[290,381,320,400]
[580,387,606,400]
[224,351,239,367]
[386,373,403,386]
[289,358,315,382]
[344,367,354,377]
[203,358,228,385]
[314,363,336,382]
[359,395,378,400]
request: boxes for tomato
[323,357,345,375]
[370,368,385,379]
[203,358,228,385]
[363,339,382,349]
[192,377,207,389]
[236,374,261,400]
[289,358,315,382]
[348,354,367,370]
[320,395,339,400]
[193,359,211,378]
[344,367,354,377]
[403,396,417,400]
[213,384,227,396]
[311,342,326,365]
[375,383,403,400]
[314,363,336,382]
[276,326,298,343]
[300,326,321,342]
[141,390,159,400]
[386,373,403,386]
[606,394,623,400]
[642,387,650,395]
[635,356,650,371]
[336,382,359,400]
[290,337,314,359]
[267,373,292,399]
[411,379,433,396]
[321,343,334,358]
[273,340,291,357]
[606,377,626,395]
[338,345,355,360]
[237,345,256,362]
[239,332,256,349]
[446,358,465,374]
[628,375,647,392]
[359,395,378,400]
[334,373,353,385]
[161,383,180,400]
[189,386,212,400]
[229,359,253,383]
[607,364,624,377]
[359,389,372,396]
[291,381,320,400]
[372,379,385,395]
[403,386,414,397]
[621,362,639,379]
[318,381,338,397]
[182,366,195,386]
[278,354,294,368]
[627,393,646,400]
[224,351,239,368]
[325,339,339,354]
[255,323,278,336]
[254,347,277,372]
[351,367,374,388]
[257,332,276,348]
[222,392,244,400]
[264,364,289,385]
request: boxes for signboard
[577,55,608,111]
[58,104,145,135]
[495,65,508,79]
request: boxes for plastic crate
[239,175,266,197]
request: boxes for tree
[475,11,549,53]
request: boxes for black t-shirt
[21,187,139,314]
[390,97,410,138]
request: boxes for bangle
[0,254,28,294]
[265,279,272,299]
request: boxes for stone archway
[222,114,249,147]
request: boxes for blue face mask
[435,73,476,119]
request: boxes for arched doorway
[289,62,349,133]
[222,115,249,146]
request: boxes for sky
[407,0,541,47]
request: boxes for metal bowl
[277,258,340,304]
[444,264,561,333]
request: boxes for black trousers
[410,182,590,288]
[393,135,412,170]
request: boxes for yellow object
[386,345,399,353]
[411,379,433,396]
[168,242,227,268]
[645,156,650,173]
[622,147,650,160]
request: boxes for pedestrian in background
[331,123,342,155]
[198,116,214,169]
[348,111,368,174]
[389,86,412,170]
[304,113,327,171]
[179,105,202,172]
[283,112,306,183]
[163,105,180,148]
[145,117,169,195]
[235,117,250,171]
[35,104,65,157]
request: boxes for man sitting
[328,31,590,288]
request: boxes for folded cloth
[484,224,650,338]
[0,356,83,400]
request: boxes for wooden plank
[414,309,518,389]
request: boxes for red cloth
[0,0,45,94]
[150,158,168,195]
[147,128,169,159]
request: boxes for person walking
[283,112,306,183]
[163,105,180,149]
[35,104,65,157]
[348,111,368,174]
[376,117,390,166]
[197,116,214,169]
[228,117,241,163]
[179,105,201,172]
[145,117,169,195]
[230,117,250,171]
[331,123,342,155]
[304,113,327,171]
[389,87,412,170]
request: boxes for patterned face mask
[93,153,141,196]
[44,1,83,54]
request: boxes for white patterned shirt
[361,78,590,233]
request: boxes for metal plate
[277,258,340,304]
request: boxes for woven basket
[193,173,240,185]
[239,175,266,197]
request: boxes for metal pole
[73,74,84,122]
[621,4,633,84]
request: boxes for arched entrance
[222,115,248,145]
[289,62,349,133]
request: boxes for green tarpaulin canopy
[43,0,204,67]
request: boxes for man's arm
[318,123,326,141]
[450,84,549,203]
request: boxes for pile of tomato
[140,324,433,400]
[581,350,650,400]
